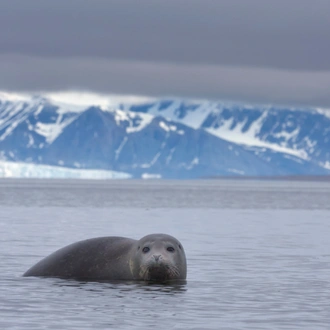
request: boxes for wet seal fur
[23,234,187,282]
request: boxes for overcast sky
[0,0,330,107]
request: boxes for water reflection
[50,277,188,295]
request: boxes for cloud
[1,54,330,107]
[0,0,330,106]
[1,0,330,70]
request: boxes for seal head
[131,234,187,281]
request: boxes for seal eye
[167,247,175,253]
[142,247,150,253]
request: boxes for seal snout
[153,254,162,262]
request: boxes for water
[1,179,330,329]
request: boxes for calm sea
[1,179,330,329]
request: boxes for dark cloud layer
[0,0,330,106]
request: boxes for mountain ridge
[0,91,329,178]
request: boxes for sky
[0,0,330,107]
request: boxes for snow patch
[27,134,34,148]
[228,168,245,175]
[207,111,308,159]
[34,113,76,144]
[150,152,161,166]
[166,148,176,165]
[141,173,162,179]
[147,100,213,129]
[315,108,330,119]
[321,161,330,170]
[114,109,130,125]
[126,112,153,133]
[140,151,161,168]
[273,127,300,143]
[186,157,199,170]
[159,121,177,132]
[283,155,304,164]
[35,104,44,116]
[0,121,18,141]
[115,136,128,161]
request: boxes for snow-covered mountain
[0,91,329,178]
[121,99,330,167]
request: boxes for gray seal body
[23,234,187,282]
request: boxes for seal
[23,233,187,282]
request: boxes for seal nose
[153,254,161,262]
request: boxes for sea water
[1,179,330,329]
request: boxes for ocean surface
[1,179,330,329]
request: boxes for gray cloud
[0,0,330,106]
[1,54,330,107]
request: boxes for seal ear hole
[137,246,140,250]
[178,244,182,249]
[167,246,175,253]
[142,247,150,253]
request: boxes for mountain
[0,91,329,179]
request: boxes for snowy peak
[124,99,330,166]
[0,91,330,178]
[200,105,330,164]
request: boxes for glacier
[0,91,330,179]
[0,160,131,179]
